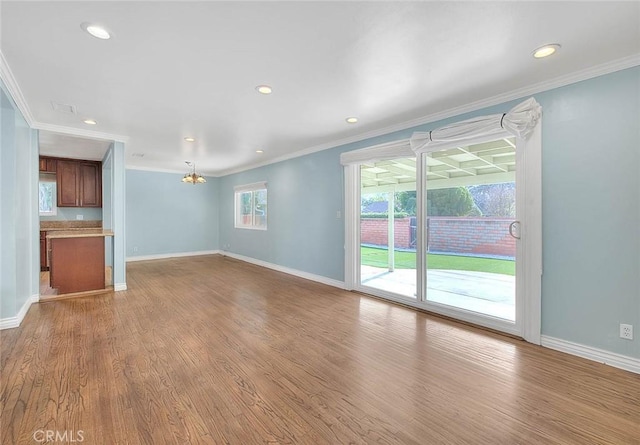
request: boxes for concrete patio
[361,266,515,321]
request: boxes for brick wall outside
[360,217,515,257]
[428,217,515,257]
[360,218,412,249]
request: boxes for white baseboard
[222,251,346,290]
[0,294,38,330]
[114,283,128,291]
[126,250,220,262]
[541,335,640,375]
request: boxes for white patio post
[388,191,395,272]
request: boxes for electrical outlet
[133,246,138,253]
[620,324,633,340]
[76,214,84,220]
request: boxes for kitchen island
[47,230,114,295]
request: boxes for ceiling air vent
[51,101,77,114]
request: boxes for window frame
[39,174,57,216]
[342,125,542,344]
[234,181,267,230]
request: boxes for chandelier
[181,161,206,184]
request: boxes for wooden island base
[50,236,106,294]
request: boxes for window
[234,182,267,230]
[39,174,57,216]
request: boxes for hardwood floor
[39,271,58,296]
[2,255,639,444]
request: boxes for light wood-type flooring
[39,271,58,297]
[2,255,639,444]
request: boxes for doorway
[345,133,540,340]
[423,139,517,323]
[359,157,418,299]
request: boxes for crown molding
[34,122,129,143]
[125,165,187,175]
[125,164,218,178]
[218,53,640,177]
[3,46,638,177]
[0,50,35,126]
[2,50,128,143]
[361,53,640,141]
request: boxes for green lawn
[361,246,515,276]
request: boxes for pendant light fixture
[182,161,206,184]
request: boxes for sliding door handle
[509,221,521,239]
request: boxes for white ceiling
[2,1,639,176]
[39,131,112,162]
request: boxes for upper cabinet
[39,156,57,173]
[78,162,101,207]
[53,158,102,208]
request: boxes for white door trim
[344,164,359,291]
[343,122,542,344]
[519,123,543,345]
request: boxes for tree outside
[467,183,515,217]
[426,187,480,216]
[363,183,515,218]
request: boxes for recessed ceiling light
[256,85,273,95]
[81,22,111,40]
[83,119,97,125]
[256,150,264,154]
[346,117,358,124]
[533,43,561,59]
[184,137,195,142]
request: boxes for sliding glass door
[350,137,526,336]
[424,139,517,323]
[359,157,417,299]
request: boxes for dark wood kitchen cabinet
[40,231,48,271]
[49,233,108,294]
[79,162,101,207]
[38,157,57,173]
[56,159,102,207]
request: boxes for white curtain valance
[234,181,267,192]
[410,97,542,153]
[340,139,414,166]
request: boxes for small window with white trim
[39,174,57,216]
[234,182,267,230]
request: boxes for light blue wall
[218,66,640,359]
[99,142,125,287]
[112,142,126,287]
[1,86,17,319]
[218,148,345,281]
[0,81,39,322]
[126,169,219,257]
[39,207,102,222]
[102,147,114,270]
[537,67,639,358]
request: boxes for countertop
[47,230,114,239]
[42,227,103,232]
[40,220,102,231]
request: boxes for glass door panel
[359,157,417,299]
[424,139,517,321]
